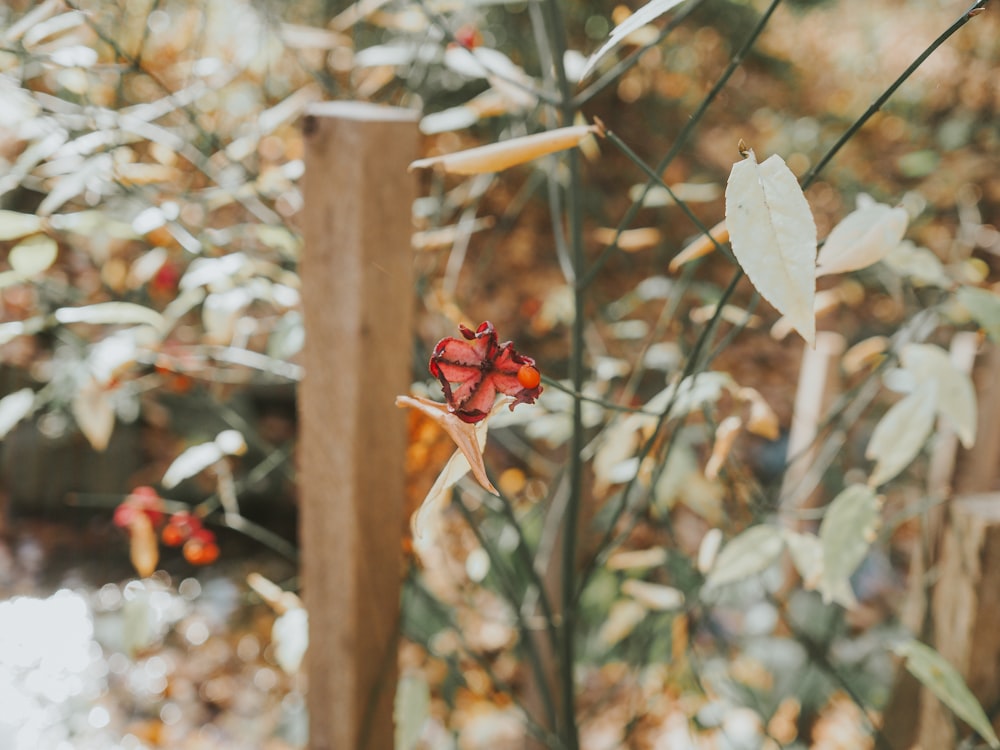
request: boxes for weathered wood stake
[300,101,418,750]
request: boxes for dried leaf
[900,343,977,449]
[697,528,723,574]
[592,226,662,252]
[607,547,668,570]
[669,219,728,272]
[842,335,890,376]
[703,525,784,590]
[816,201,908,276]
[395,395,497,495]
[409,125,600,175]
[896,639,1000,749]
[128,511,159,579]
[725,149,817,345]
[599,599,647,645]
[704,415,742,480]
[621,579,684,611]
[866,380,937,487]
[818,484,880,607]
[581,0,690,79]
[72,378,115,451]
[737,387,780,440]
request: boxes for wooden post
[300,101,418,750]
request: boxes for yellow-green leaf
[866,381,937,487]
[816,200,908,277]
[818,484,880,607]
[896,639,1000,749]
[900,343,977,449]
[957,286,1000,343]
[703,525,784,591]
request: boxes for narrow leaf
[55,302,164,329]
[669,219,728,272]
[409,125,599,175]
[703,525,784,590]
[900,343,977,449]
[0,388,35,439]
[395,670,431,750]
[0,210,43,241]
[818,485,880,607]
[782,530,823,590]
[725,149,817,345]
[866,381,937,486]
[581,0,689,79]
[621,579,684,611]
[162,442,225,488]
[896,639,1000,749]
[816,202,908,276]
[128,512,159,579]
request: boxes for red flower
[429,321,542,423]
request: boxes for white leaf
[866,380,937,486]
[581,0,690,80]
[896,639,1000,750]
[703,525,784,590]
[725,149,817,345]
[882,241,950,287]
[272,607,309,675]
[816,202,908,276]
[55,302,164,329]
[72,378,115,451]
[9,234,58,277]
[0,210,43,241]
[607,547,668,570]
[162,442,225,488]
[900,343,977,449]
[0,388,35,439]
[621,579,684,611]
[818,485,880,607]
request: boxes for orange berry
[161,524,186,547]
[517,365,541,389]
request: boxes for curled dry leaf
[592,226,662,252]
[581,0,691,79]
[842,335,890,376]
[725,149,817,345]
[621,579,684,611]
[429,321,542,424]
[606,547,668,570]
[737,387,780,440]
[668,219,728,272]
[409,124,601,175]
[395,395,497,496]
[128,511,159,579]
[704,415,743,480]
[697,528,723,574]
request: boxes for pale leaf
[128,512,159,579]
[956,286,1000,343]
[697,528,723,574]
[0,388,35,439]
[866,381,937,487]
[607,547,668,570]
[900,343,977,449]
[669,219,728,272]
[409,125,600,175]
[0,210,43,241]
[621,579,684,611]
[72,378,115,451]
[816,202,908,276]
[882,241,950,288]
[55,302,164,329]
[818,484,880,607]
[599,599,647,645]
[162,441,225,489]
[725,149,817,345]
[703,525,784,590]
[581,0,690,79]
[272,608,308,675]
[737,387,780,440]
[781,530,823,590]
[895,639,1000,749]
[9,234,58,277]
[395,670,431,750]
